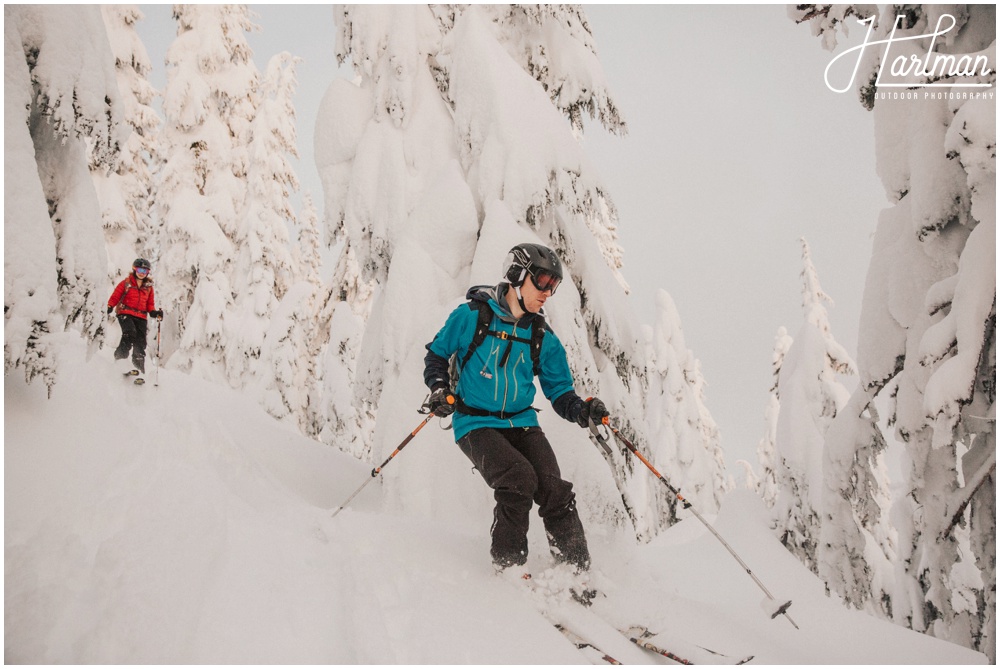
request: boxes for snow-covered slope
[4,339,987,664]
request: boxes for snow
[5,3,993,663]
[11,5,123,161]
[5,338,987,664]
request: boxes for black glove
[107,306,114,316]
[425,387,456,417]
[149,309,164,319]
[575,397,610,428]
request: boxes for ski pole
[153,319,162,387]
[330,412,436,519]
[590,417,800,630]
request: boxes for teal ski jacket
[424,284,583,441]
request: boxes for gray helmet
[502,243,562,293]
[132,258,151,270]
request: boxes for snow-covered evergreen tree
[966,430,996,661]
[736,459,760,492]
[772,238,855,573]
[293,193,329,437]
[793,5,996,657]
[4,5,124,395]
[756,326,793,508]
[295,193,323,290]
[317,5,725,539]
[5,8,60,393]
[156,4,259,379]
[643,290,729,521]
[314,227,377,456]
[227,51,299,388]
[819,387,896,616]
[260,282,314,430]
[317,288,375,460]
[93,5,161,282]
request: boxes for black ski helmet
[132,258,151,271]
[502,243,562,289]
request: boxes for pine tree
[294,193,330,438]
[5,5,123,395]
[644,289,728,524]
[736,459,761,492]
[794,5,995,657]
[819,388,896,616]
[156,4,259,379]
[772,238,855,573]
[227,51,299,388]
[93,5,161,281]
[318,283,375,460]
[756,326,793,508]
[260,283,314,430]
[319,5,726,538]
[295,193,323,291]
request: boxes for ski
[553,623,622,665]
[505,570,630,664]
[123,369,145,386]
[622,625,754,665]
[507,567,746,665]
[623,626,694,664]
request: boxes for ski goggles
[528,269,561,295]
[134,267,150,277]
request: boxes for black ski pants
[114,314,148,372]
[458,426,590,571]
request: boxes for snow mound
[4,339,987,664]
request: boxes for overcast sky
[135,5,887,471]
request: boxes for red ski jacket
[108,274,156,319]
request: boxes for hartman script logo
[826,14,994,94]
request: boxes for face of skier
[517,272,554,314]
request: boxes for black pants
[114,314,148,372]
[458,426,590,571]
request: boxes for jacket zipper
[501,320,525,426]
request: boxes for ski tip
[623,625,650,638]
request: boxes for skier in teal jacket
[423,243,609,573]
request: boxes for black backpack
[448,299,548,393]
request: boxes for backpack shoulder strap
[457,299,549,376]
[529,315,550,377]
[459,300,494,369]
[114,279,131,307]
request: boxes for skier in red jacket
[108,258,163,373]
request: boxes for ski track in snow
[4,339,988,664]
